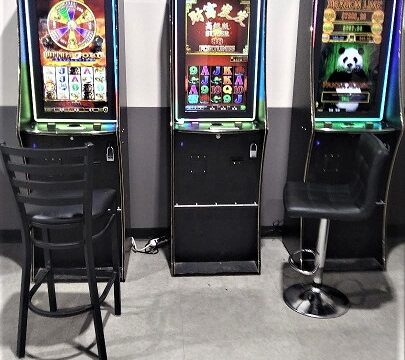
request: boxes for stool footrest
[288,249,319,276]
[28,269,118,318]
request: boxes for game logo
[183,0,253,116]
[315,0,392,119]
[26,0,116,121]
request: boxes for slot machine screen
[25,0,117,122]
[176,0,260,121]
[314,0,394,120]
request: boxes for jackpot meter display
[175,0,260,120]
[25,0,117,122]
[314,0,395,120]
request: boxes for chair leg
[42,229,57,312]
[17,237,31,358]
[84,243,107,360]
[111,214,121,316]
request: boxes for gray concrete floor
[0,238,404,360]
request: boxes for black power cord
[262,220,285,237]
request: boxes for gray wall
[0,106,291,230]
[1,0,403,232]
[0,0,298,231]
[0,108,20,230]
[387,139,405,231]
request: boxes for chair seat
[26,189,116,224]
[284,182,364,221]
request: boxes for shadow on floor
[0,291,117,359]
[160,242,171,270]
[0,243,118,359]
[280,262,395,310]
[1,236,132,282]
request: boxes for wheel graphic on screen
[47,0,97,51]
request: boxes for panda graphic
[327,47,368,112]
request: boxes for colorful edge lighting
[175,0,261,122]
[384,0,402,120]
[112,0,119,120]
[314,0,397,123]
[24,0,118,124]
[18,0,33,124]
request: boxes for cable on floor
[131,236,169,255]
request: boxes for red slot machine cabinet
[170,0,268,275]
[17,0,128,280]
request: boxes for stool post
[313,218,330,286]
[283,216,349,318]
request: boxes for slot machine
[170,0,268,275]
[284,0,404,271]
[16,0,127,280]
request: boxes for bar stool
[0,143,121,359]
[283,133,389,318]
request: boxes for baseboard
[261,225,284,237]
[0,230,21,243]
[0,228,170,243]
[0,226,282,244]
[125,227,169,239]
[387,224,405,239]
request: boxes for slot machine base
[173,206,260,276]
[174,261,259,276]
[172,130,266,276]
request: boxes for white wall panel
[0,0,19,106]
[266,0,300,108]
[124,0,170,107]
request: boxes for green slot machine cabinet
[17,0,127,280]
[170,0,268,275]
[284,0,404,271]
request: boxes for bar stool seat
[284,182,365,220]
[283,133,389,318]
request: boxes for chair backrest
[0,143,94,231]
[349,133,389,219]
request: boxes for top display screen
[176,0,260,120]
[25,0,117,122]
[314,0,395,120]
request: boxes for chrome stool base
[283,283,350,319]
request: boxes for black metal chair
[283,133,389,318]
[0,143,121,359]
